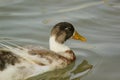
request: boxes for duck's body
[0,22,86,80]
[0,47,73,80]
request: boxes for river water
[0,0,120,80]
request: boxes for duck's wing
[24,45,70,68]
[0,42,70,70]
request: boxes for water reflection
[27,60,92,80]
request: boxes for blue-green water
[0,0,120,80]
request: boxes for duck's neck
[49,36,70,53]
[49,36,76,61]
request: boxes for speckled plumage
[0,50,20,71]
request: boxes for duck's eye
[65,27,71,31]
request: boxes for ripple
[51,1,104,13]
[0,0,25,7]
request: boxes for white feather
[49,36,70,53]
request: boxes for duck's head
[49,22,86,53]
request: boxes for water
[0,0,120,80]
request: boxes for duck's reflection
[27,60,93,80]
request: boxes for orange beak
[72,31,87,42]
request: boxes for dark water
[0,0,120,80]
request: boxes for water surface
[0,0,120,80]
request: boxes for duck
[0,22,86,80]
